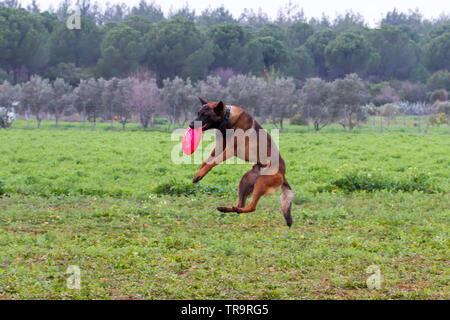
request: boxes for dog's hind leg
[216,166,259,213]
[218,174,283,214]
[281,180,293,227]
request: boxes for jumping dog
[189,98,293,227]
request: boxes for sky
[22,0,450,26]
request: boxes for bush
[0,107,15,128]
[433,100,450,116]
[290,113,308,125]
[427,70,450,92]
[153,180,231,196]
[429,89,448,103]
[153,118,169,125]
[0,180,5,196]
[318,170,437,194]
[428,113,448,126]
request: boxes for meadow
[0,121,449,299]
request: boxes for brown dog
[189,98,293,227]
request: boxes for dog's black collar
[220,105,231,127]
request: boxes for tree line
[0,0,449,87]
[1,71,449,130]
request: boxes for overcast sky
[22,0,450,26]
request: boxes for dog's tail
[281,180,293,227]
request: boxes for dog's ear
[214,101,225,116]
[199,97,207,105]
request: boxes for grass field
[0,121,449,299]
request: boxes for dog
[188,98,293,227]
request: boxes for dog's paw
[216,206,231,212]
[192,175,203,183]
[233,206,243,213]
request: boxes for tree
[0,80,21,112]
[74,78,103,128]
[325,31,371,78]
[49,78,73,128]
[114,78,133,130]
[129,74,160,128]
[0,7,45,83]
[400,81,426,103]
[44,62,92,86]
[288,22,314,48]
[246,36,287,71]
[299,78,334,130]
[283,46,315,80]
[373,85,400,106]
[367,25,420,80]
[145,18,207,83]
[305,29,337,78]
[196,76,227,103]
[330,73,369,132]
[49,16,101,67]
[226,74,267,118]
[97,24,145,78]
[20,75,53,128]
[425,32,450,72]
[208,23,248,70]
[264,77,297,128]
[130,0,164,23]
[161,76,196,128]
[332,11,366,33]
[197,6,235,29]
[426,70,450,91]
[123,15,154,35]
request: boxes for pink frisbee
[182,126,203,155]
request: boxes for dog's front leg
[193,148,232,183]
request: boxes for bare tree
[162,77,196,129]
[331,74,369,132]
[50,78,73,129]
[129,74,160,128]
[20,76,53,128]
[299,78,333,131]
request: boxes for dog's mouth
[202,123,209,130]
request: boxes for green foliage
[427,70,450,91]
[425,31,450,72]
[290,113,307,125]
[429,89,448,103]
[305,29,337,77]
[145,18,209,83]
[367,25,420,80]
[319,170,438,193]
[153,180,231,196]
[325,31,371,77]
[0,180,5,196]
[49,16,101,67]
[97,24,145,78]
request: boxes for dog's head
[189,98,226,131]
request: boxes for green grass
[0,122,449,299]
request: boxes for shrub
[153,118,169,125]
[0,180,5,196]
[290,113,308,125]
[429,89,448,103]
[433,100,450,116]
[153,180,231,196]
[428,113,448,126]
[318,170,437,194]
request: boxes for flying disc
[182,126,202,155]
